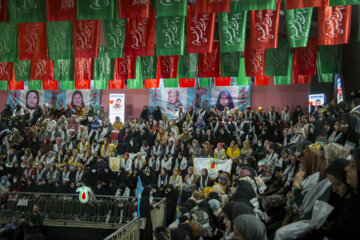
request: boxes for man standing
[23,204,44,240]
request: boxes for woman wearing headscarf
[201,141,213,158]
[233,214,268,240]
[139,186,156,240]
[156,127,168,146]
[157,168,169,196]
[100,138,114,158]
[169,168,183,191]
[140,106,149,120]
[165,184,179,225]
[226,140,240,160]
[174,152,188,176]
[214,143,226,160]
[240,141,253,157]
[152,106,162,122]
[182,166,197,202]
[125,138,139,154]
[189,139,201,160]
[199,168,211,188]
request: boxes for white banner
[109,94,125,123]
[194,158,232,179]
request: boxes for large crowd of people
[1,90,360,240]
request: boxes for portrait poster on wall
[109,94,125,123]
[309,94,325,112]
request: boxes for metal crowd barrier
[104,198,166,240]
[1,192,141,225]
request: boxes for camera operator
[22,204,44,240]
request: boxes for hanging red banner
[75,58,93,81]
[214,77,231,86]
[118,0,150,18]
[179,78,196,88]
[0,62,14,80]
[18,23,48,61]
[144,79,159,88]
[123,9,155,56]
[255,76,271,85]
[186,5,216,53]
[43,80,58,90]
[293,38,317,76]
[0,0,8,22]
[73,20,100,58]
[195,0,230,13]
[9,72,24,90]
[30,59,53,80]
[250,0,281,49]
[245,41,266,77]
[198,42,220,78]
[46,0,77,21]
[318,5,352,46]
[114,56,137,80]
[158,55,179,79]
[292,73,311,84]
[75,79,90,89]
[109,79,125,89]
[286,0,325,9]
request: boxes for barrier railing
[104,198,166,240]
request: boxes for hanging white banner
[194,158,232,179]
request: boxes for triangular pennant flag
[0,81,8,90]
[54,59,74,81]
[128,58,143,89]
[198,78,212,87]
[156,16,186,56]
[0,23,17,61]
[8,0,46,23]
[284,1,313,48]
[215,77,231,86]
[73,20,100,58]
[0,0,8,22]
[102,19,126,58]
[177,53,198,78]
[198,42,220,78]
[186,5,216,53]
[28,80,42,90]
[155,0,187,17]
[123,9,155,56]
[293,38,317,76]
[255,76,270,85]
[235,58,250,86]
[164,78,179,88]
[317,45,339,74]
[140,56,157,79]
[43,79,58,90]
[77,0,116,20]
[17,22,47,60]
[238,0,277,11]
[179,78,195,88]
[221,52,240,77]
[109,79,125,89]
[245,40,265,77]
[195,0,230,13]
[330,0,360,6]
[286,0,324,9]
[0,62,14,81]
[47,21,73,60]
[145,78,159,88]
[250,0,281,49]
[60,80,75,90]
[46,0,77,21]
[14,60,30,81]
[265,38,291,76]
[118,0,150,18]
[158,56,179,79]
[218,2,247,53]
[318,5,352,46]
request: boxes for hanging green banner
[94,80,108,90]
[330,0,360,6]
[221,52,240,77]
[274,53,293,85]
[94,46,114,82]
[218,2,247,53]
[140,56,157,79]
[178,53,198,78]
[317,70,334,83]
[265,38,290,76]
[54,59,74,81]
[198,78,211,87]
[28,80,42,90]
[77,0,116,20]
[238,0,276,10]
[156,16,185,56]
[0,23,17,62]
[164,78,179,88]
[155,0,187,17]
[103,19,126,58]
[0,81,8,90]
[60,80,75,90]
[317,45,339,74]
[235,58,250,86]
[8,0,46,23]
[14,60,30,81]
[47,21,73,60]
[284,2,313,48]
[128,58,143,89]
